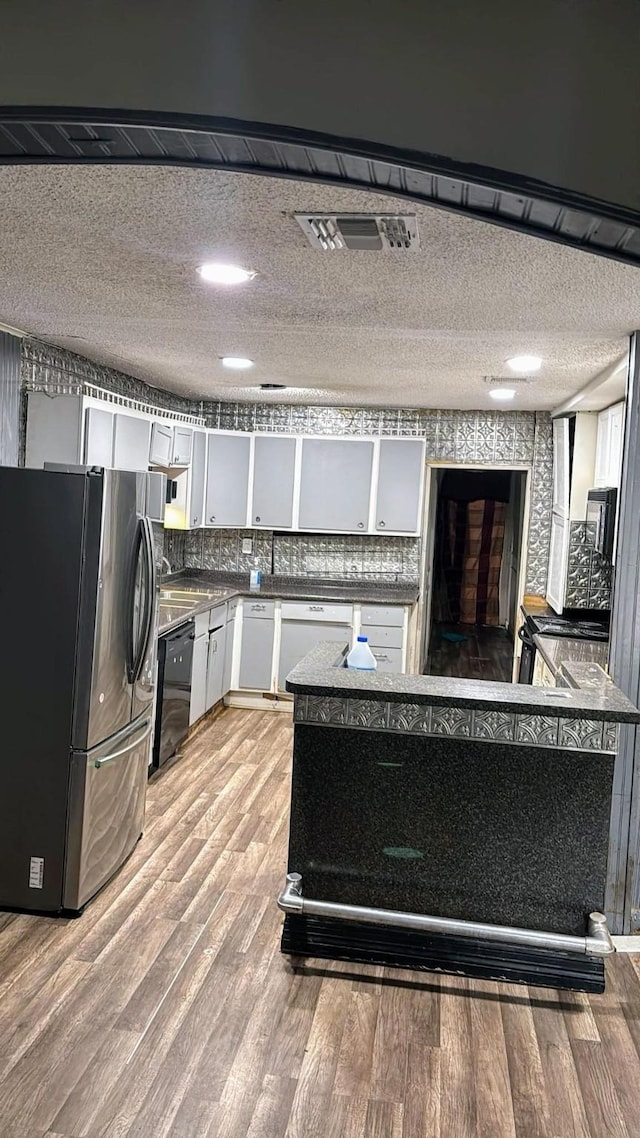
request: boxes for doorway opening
[421,466,529,683]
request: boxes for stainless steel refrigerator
[0,465,157,913]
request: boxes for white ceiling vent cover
[294,213,420,252]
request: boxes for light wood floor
[1,708,640,1138]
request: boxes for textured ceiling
[0,165,637,409]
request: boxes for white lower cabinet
[239,601,275,690]
[189,632,209,725]
[206,624,226,710]
[278,621,351,689]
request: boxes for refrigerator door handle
[136,516,157,683]
[94,719,152,768]
[129,517,155,684]
[126,518,145,684]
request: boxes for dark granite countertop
[534,634,610,678]
[285,641,640,723]
[162,570,419,604]
[157,572,418,635]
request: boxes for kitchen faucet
[161,555,172,576]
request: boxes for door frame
[416,462,532,675]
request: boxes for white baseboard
[225,693,293,713]
[612,935,640,953]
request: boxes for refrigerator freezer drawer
[63,715,152,911]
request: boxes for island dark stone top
[285,641,640,725]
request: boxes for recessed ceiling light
[489,388,516,401]
[507,355,542,373]
[221,356,254,370]
[260,383,287,390]
[198,263,256,285]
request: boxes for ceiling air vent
[294,213,419,252]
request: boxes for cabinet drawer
[243,599,275,620]
[208,603,227,630]
[371,647,403,673]
[361,604,405,628]
[281,601,352,624]
[364,625,403,650]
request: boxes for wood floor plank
[439,977,475,1138]
[333,989,380,1097]
[0,708,640,1138]
[284,975,354,1138]
[499,984,552,1138]
[570,1040,630,1138]
[469,980,516,1138]
[530,992,591,1138]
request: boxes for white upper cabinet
[595,402,625,488]
[251,435,297,528]
[149,421,173,466]
[187,430,207,528]
[298,439,374,532]
[83,407,114,466]
[552,418,570,518]
[205,432,251,526]
[112,414,152,472]
[546,512,570,613]
[172,426,193,466]
[374,439,425,534]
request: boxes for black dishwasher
[152,623,194,770]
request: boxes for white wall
[1,0,640,212]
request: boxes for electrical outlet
[242,538,253,554]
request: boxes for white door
[608,403,625,487]
[546,511,569,613]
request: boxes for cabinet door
[546,513,569,614]
[205,625,227,709]
[607,403,624,487]
[238,615,274,690]
[189,634,209,725]
[205,433,251,526]
[223,613,235,695]
[594,410,610,489]
[172,426,193,466]
[113,414,152,472]
[188,430,207,528]
[278,621,351,688]
[251,436,297,528]
[298,439,374,531]
[375,439,424,533]
[84,407,114,466]
[149,421,173,466]
[552,418,570,518]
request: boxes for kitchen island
[280,642,640,991]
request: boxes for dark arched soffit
[2,107,640,268]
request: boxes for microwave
[586,487,617,560]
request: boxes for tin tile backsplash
[565,522,613,609]
[20,339,553,593]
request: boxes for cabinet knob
[209,515,215,522]
[358,522,364,529]
[255,516,261,523]
[379,520,386,528]
[193,516,198,525]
